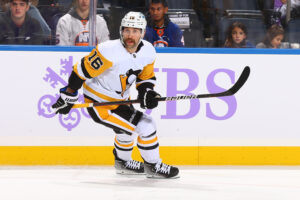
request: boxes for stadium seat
[212,0,260,11]
[96,7,110,22]
[258,0,274,10]
[110,0,146,8]
[145,0,193,9]
[56,0,73,11]
[217,13,267,47]
[166,0,193,9]
[167,9,204,47]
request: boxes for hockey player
[52,11,179,179]
[56,0,109,46]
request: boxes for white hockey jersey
[73,39,157,103]
[56,9,110,46]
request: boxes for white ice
[0,166,299,200]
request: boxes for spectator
[56,0,109,46]
[0,0,51,43]
[277,0,300,17]
[0,0,44,45]
[224,22,254,48]
[144,0,184,47]
[256,24,285,48]
[27,0,51,42]
[275,0,300,25]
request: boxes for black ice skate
[144,161,180,179]
[113,149,145,175]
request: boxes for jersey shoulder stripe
[137,61,156,84]
[136,40,157,87]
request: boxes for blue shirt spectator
[143,0,184,47]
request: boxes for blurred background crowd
[1,0,300,48]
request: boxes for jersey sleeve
[136,41,157,91]
[56,16,71,46]
[73,45,113,80]
[136,60,156,89]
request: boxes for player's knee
[115,133,135,141]
[135,114,156,137]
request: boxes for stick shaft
[72,66,250,109]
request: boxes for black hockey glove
[52,86,79,114]
[138,89,161,109]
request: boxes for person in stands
[144,0,184,47]
[0,0,44,45]
[256,24,285,48]
[56,0,109,46]
[224,21,254,48]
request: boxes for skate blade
[146,174,180,179]
[116,169,145,175]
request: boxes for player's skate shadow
[81,177,213,191]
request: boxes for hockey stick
[72,66,250,109]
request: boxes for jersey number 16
[88,50,103,70]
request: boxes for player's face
[77,0,90,12]
[232,27,246,44]
[122,27,142,50]
[149,3,168,23]
[271,34,283,48]
[10,0,29,20]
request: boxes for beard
[125,38,137,48]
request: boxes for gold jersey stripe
[138,61,155,81]
[83,47,113,78]
[114,137,134,148]
[137,136,158,145]
[94,105,135,132]
[83,83,125,102]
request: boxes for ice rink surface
[0,166,299,200]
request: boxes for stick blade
[229,66,250,95]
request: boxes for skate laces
[155,162,171,174]
[125,160,141,170]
